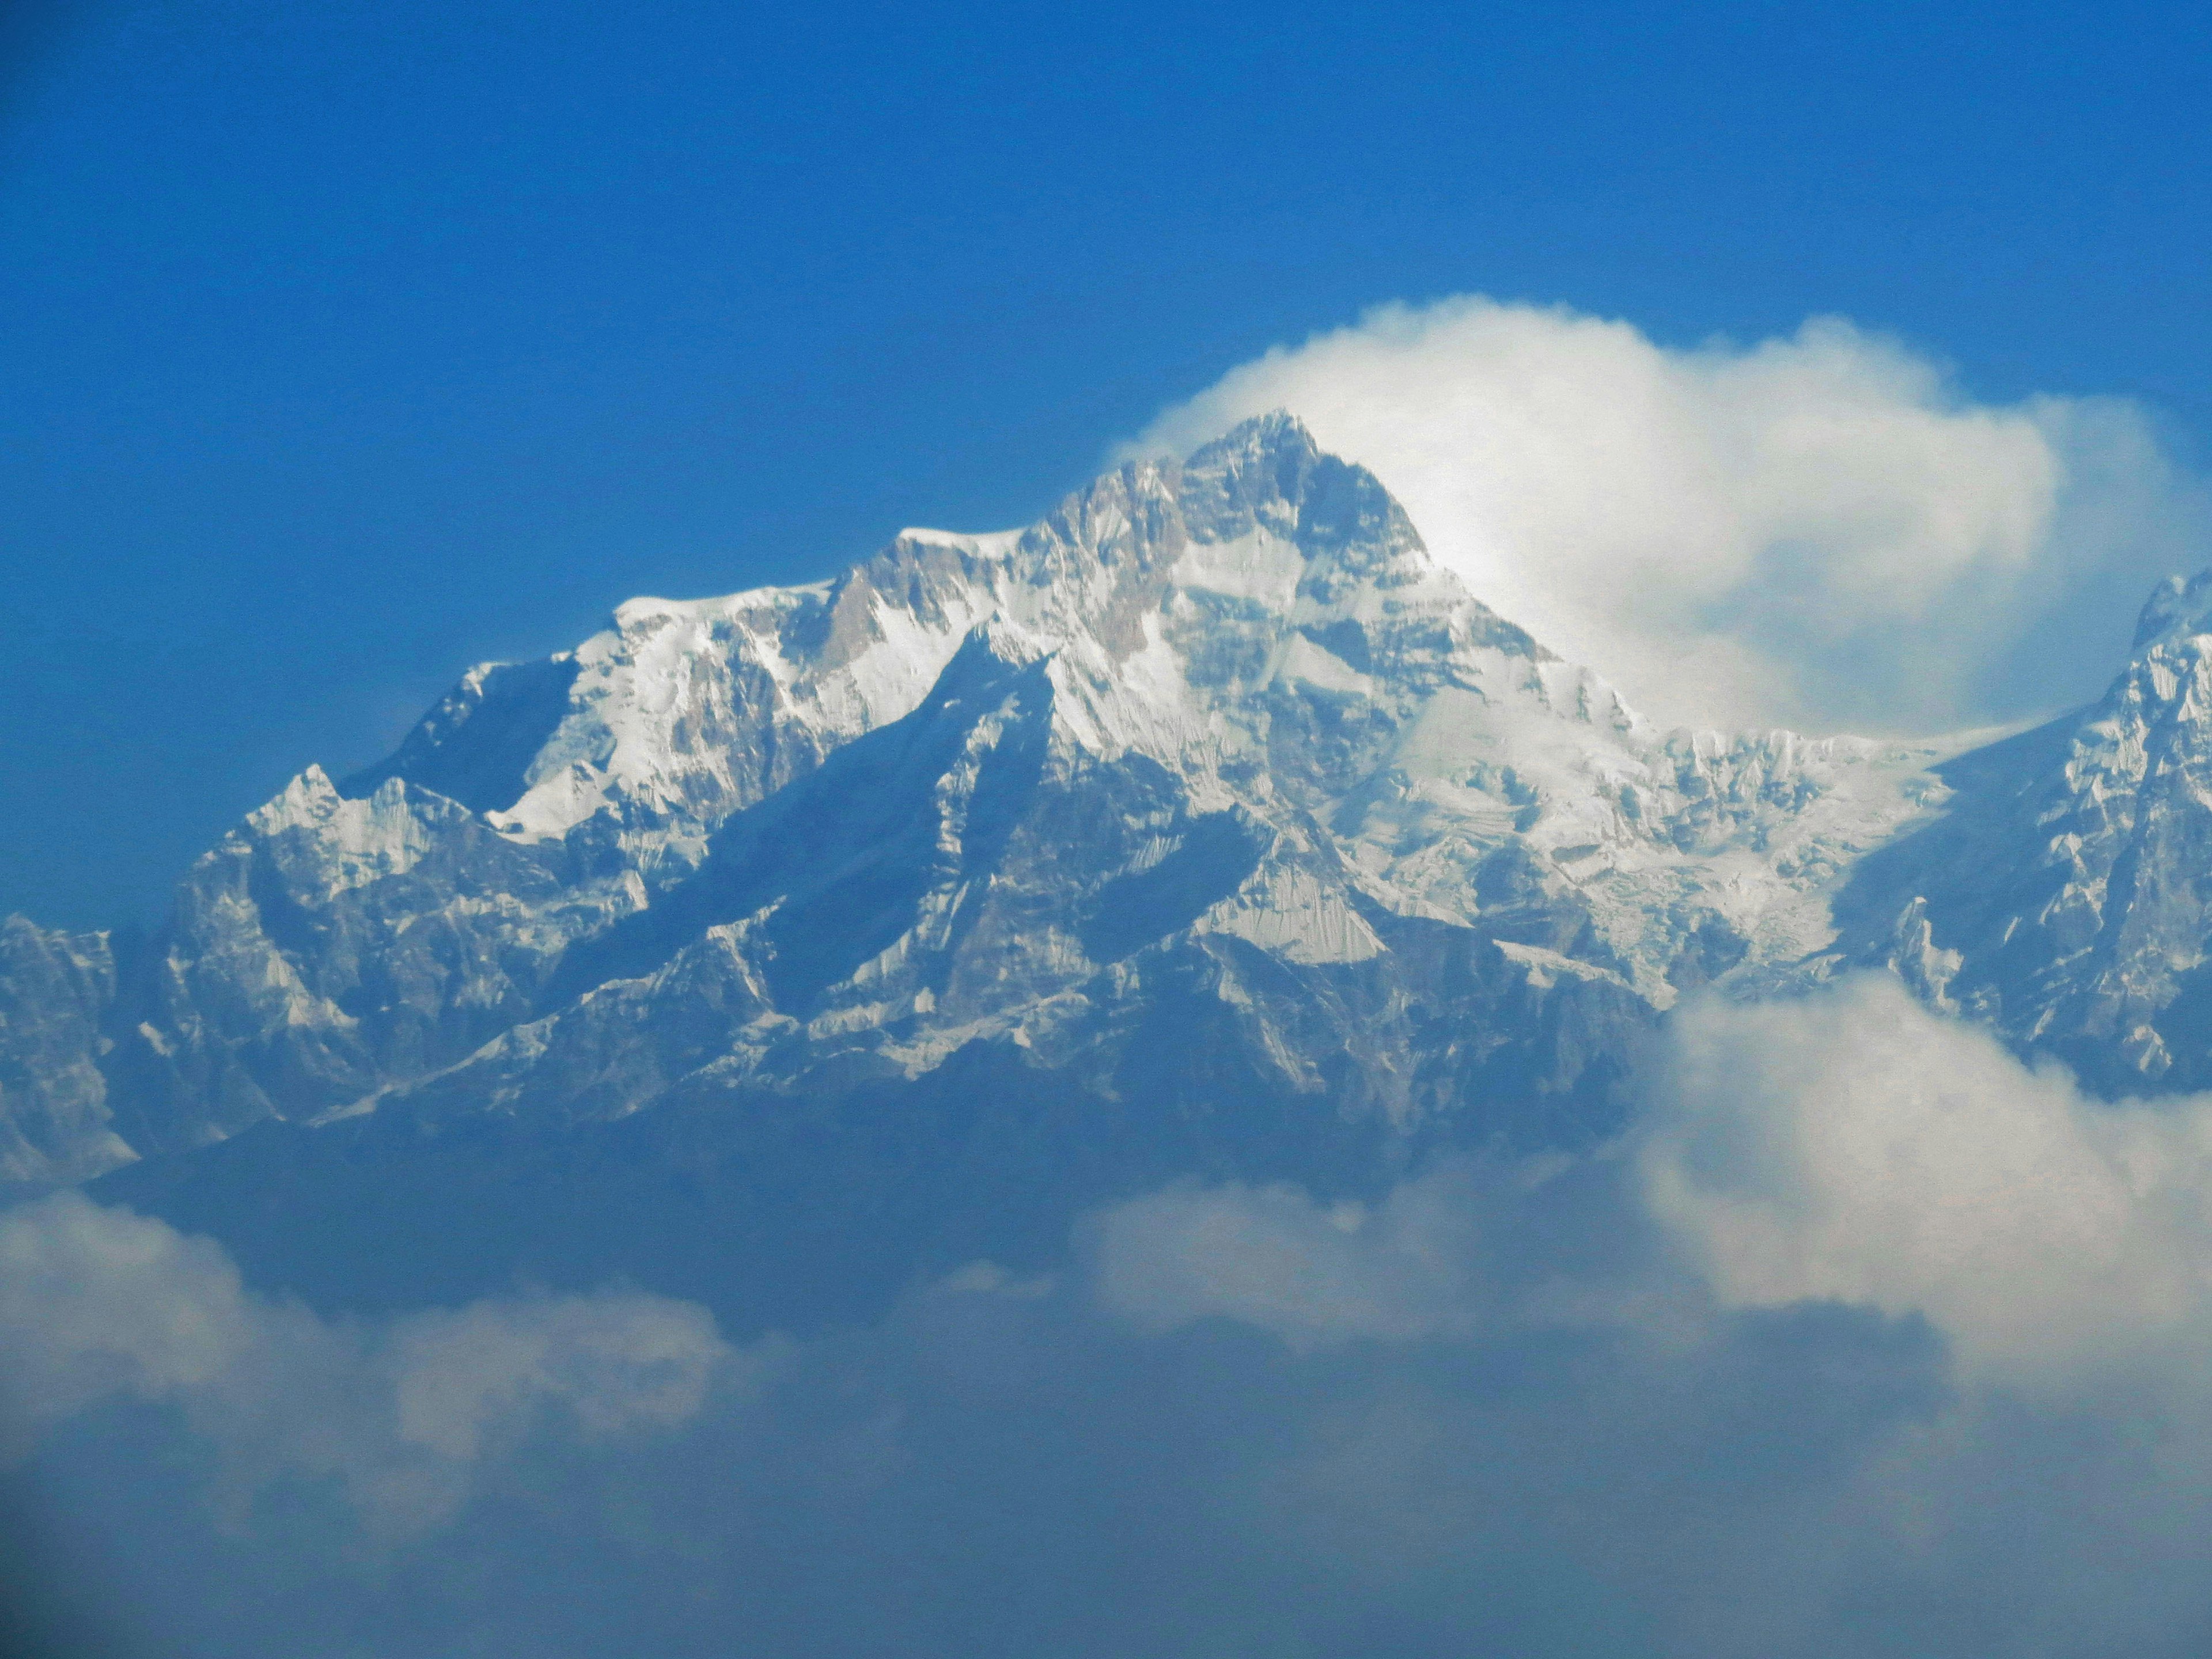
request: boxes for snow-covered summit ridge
[363,412,1554,855]
[351,412,1937,957]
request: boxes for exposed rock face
[0,416,1974,1202]
[1836,573,2212,1095]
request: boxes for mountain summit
[0,415,2194,1320]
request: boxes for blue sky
[5,0,2211,927]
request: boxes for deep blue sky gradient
[5,0,2210,926]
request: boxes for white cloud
[1089,1173,1484,1349]
[0,1193,743,1532]
[1135,298,2205,733]
[0,1191,259,1442]
[1639,975,2212,1385]
[1087,973,2212,1392]
[387,1295,725,1460]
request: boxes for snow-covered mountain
[4,412,2202,1319]
[0,415,1955,1194]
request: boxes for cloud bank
[1137,299,2206,733]
[18,980,2212,1654]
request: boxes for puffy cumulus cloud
[0,1192,740,1533]
[1134,298,2205,733]
[1638,975,2212,1387]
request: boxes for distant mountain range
[6,414,2208,1327]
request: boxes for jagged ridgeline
[3,414,2207,1327]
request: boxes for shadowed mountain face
[5,413,2206,1327]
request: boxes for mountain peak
[1191,408,1319,463]
[2133,569,2212,654]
